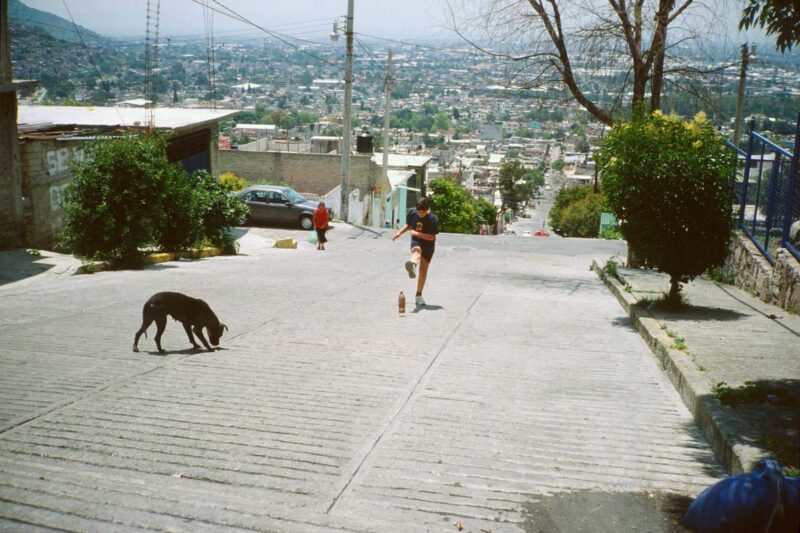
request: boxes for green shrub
[60,134,247,264]
[189,170,249,247]
[60,135,170,263]
[219,172,248,192]
[558,192,604,237]
[549,186,604,237]
[157,167,202,252]
[600,226,624,240]
[596,110,735,305]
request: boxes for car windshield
[284,189,306,204]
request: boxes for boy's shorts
[411,239,435,262]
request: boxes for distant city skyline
[20,0,449,40]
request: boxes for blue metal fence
[728,115,800,264]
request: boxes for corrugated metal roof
[18,105,238,131]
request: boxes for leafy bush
[157,169,202,252]
[190,170,249,248]
[599,226,624,240]
[60,134,246,264]
[429,178,478,234]
[219,172,248,191]
[549,186,604,237]
[596,110,736,304]
[60,135,171,263]
[558,191,604,237]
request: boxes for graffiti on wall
[49,183,69,211]
[46,147,85,176]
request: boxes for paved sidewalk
[0,230,725,531]
[593,263,800,474]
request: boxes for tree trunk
[649,0,675,111]
[667,276,682,307]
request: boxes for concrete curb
[75,247,224,275]
[591,259,769,474]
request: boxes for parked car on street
[234,185,329,230]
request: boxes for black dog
[133,292,227,353]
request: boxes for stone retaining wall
[722,232,800,311]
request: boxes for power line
[354,31,486,57]
[184,0,336,65]
[57,0,128,125]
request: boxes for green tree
[524,168,545,192]
[552,159,566,172]
[498,160,532,212]
[474,196,498,226]
[739,0,799,52]
[596,110,735,305]
[558,191,605,237]
[433,112,453,132]
[429,178,478,234]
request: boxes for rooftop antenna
[144,0,161,131]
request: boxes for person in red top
[313,201,329,251]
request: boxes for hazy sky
[21,0,449,40]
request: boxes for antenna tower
[202,1,217,109]
[144,0,161,130]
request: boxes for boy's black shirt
[406,210,439,239]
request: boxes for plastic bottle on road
[398,291,406,314]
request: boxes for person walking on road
[392,196,439,307]
[314,201,329,251]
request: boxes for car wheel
[300,215,313,230]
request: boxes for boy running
[392,196,439,306]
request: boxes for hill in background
[9,0,105,43]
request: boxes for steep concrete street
[0,227,724,532]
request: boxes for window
[266,191,286,204]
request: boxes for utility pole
[733,43,750,148]
[381,49,393,198]
[339,0,354,222]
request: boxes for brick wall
[219,149,380,196]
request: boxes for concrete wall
[19,138,83,248]
[0,0,25,248]
[722,232,800,311]
[0,91,24,248]
[218,149,380,196]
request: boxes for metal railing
[728,115,799,264]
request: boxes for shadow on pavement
[637,304,747,322]
[610,316,636,330]
[520,491,694,533]
[0,249,63,286]
[412,304,444,313]
[708,379,800,469]
[468,271,610,296]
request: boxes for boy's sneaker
[415,294,425,307]
[405,260,416,279]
